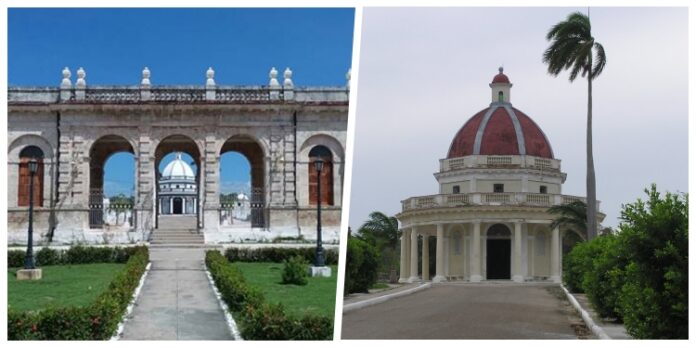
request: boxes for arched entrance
[487,224,511,280]
[220,135,266,228]
[154,135,201,229]
[89,135,135,229]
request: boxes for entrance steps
[151,215,203,247]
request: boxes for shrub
[224,247,338,265]
[344,237,379,295]
[8,250,26,268]
[35,248,62,266]
[281,256,308,286]
[615,186,688,339]
[205,250,332,340]
[581,234,625,319]
[8,246,149,340]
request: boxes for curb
[205,265,243,341]
[560,284,611,339]
[343,283,432,313]
[111,262,151,341]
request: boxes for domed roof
[447,69,554,159]
[491,67,510,84]
[162,152,195,179]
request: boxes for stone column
[422,234,430,281]
[433,223,446,282]
[551,226,561,283]
[203,135,219,234]
[470,221,482,282]
[399,229,409,283]
[408,226,420,282]
[513,221,524,282]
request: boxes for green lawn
[8,263,125,312]
[235,262,337,318]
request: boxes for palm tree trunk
[586,65,597,240]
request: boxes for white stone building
[8,66,348,245]
[397,68,603,283]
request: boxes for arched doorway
[89,135,135,229]
[487,224,511,279]
[155,135,201,229]
[220,135,265,228]
[18,146,45,207]
[308,145,334,206]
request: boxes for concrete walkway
[572,293,632,339]
[120,248,233,340]
[342,282,591,339]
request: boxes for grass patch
[370,282,390,290]
[8,263,125,312]
[235,262,337,318]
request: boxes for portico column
[422,234,430,281]
[551,226,561,283]
[513,221,524,282]
[408,226,420,282]
[399,229,410,283]
[170,197,173,214]
[470,221,482,282]
[433,223,446,282]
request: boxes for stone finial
[206,67,215,87]
[346,68,352,89]
[283,67,293,88]
[141,67,151,86]
[61,67,72,88]
[269,67,280,87]
[76,67,86,88]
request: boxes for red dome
[492,72,510,84]
[447,105,554,159]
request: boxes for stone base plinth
[17,268,42,280]
[308,266,332,277]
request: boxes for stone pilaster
[135,133,154,235]
[433,223,446,283]
[551,226,561,283]
[470,221,482,282]
[513,221,524,282]
[203,135,219,234]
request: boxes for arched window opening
[309,145,334,206]
[219,151,252,226]
[18,146,45,207]
[498,91,504,102]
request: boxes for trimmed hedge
[8,246,149,340]
[344,237,379,295]
[8,245,144,268]
[224,247,338,265]
[206,250,333,340]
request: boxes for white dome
[162,153,195,179]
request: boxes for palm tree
[543,11,606,240]
[357,211,400,275]
[548,200,587,240]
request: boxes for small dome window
[498,91,504,102]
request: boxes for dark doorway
[487,239,511,279]
[173,197,183,214]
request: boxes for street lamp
[25,158,38,270]
[314,158,325,267]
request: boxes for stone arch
[299,134,344,206]
[8,135,55,208]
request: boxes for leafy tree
[344,236,379,295]
[616,185,688,338]
[548,200,587,239]
[356,211,400,274]
[544,11,606,239]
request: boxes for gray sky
[349,7,688,230]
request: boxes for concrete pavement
[120,248,233,340]
[342,282,592,339]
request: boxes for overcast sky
[349,7,688,230]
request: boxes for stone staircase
[150,215,204,247]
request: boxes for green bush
[8,246,149,340]
[224,247,338,265]
[281,256,308,286]
[615,186,688,339]
[8,250,26,268]
[344,237,379,295]
[581,235,625,319]
[205,250,332,340]
[35,248,62,266]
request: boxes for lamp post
[24,158,38,270]
[314,158,325,267]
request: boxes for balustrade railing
[401,192,591,212]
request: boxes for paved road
[342,283,583,339]
[120,248,233,340]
